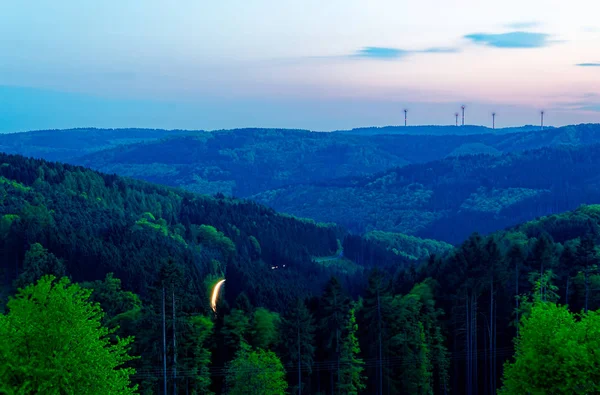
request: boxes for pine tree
[281,298,316,394]
[338,307,365,395]
[319,276,350,392]
[359,268,392,394]
[575,234,599,313]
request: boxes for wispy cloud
[576,62,600,67]
[506,22,539,29]
[351,46,458,60]
[419,47,459,54]
[464,31,552,48]
[353,47,409,59]
[579,105,600,112]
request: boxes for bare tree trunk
[585,264,590,313]
[466,293,472,395]
[490,273,495,395]
[473,296,478,395]
[298,325,301,395]
[173,290,177,395]
[566,276,570,306]
[484,317,488,395]
[162,287,167,395]
[493,298,497,393]
[377,289,383,395]
[515,261,520,337]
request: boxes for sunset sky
[1,0,600,132]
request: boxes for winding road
[211,279,226,313]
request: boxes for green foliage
[364,231,453,261]
[223,308,251,353]
[0,214,19,238]
[338,307,365,395]
[226,343,288,395]
[184,315,215,395]
[81,273,143,331]
[0,152,340,313]
[256,144,600,243]
[500,301,600,394]
[319,277,350,357]
[248,235,262,260]
[251,307,280,350]
[7,130,600,394]
[0,176,31,193]
[0,276,138,394]
[280,298,316,391]
[14,243,66,290]
[192,224,236,259]
[134,214,186,245]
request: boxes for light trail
[211,279,225,313]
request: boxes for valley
[2,123,600,394]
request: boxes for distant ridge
[0,123,598,200]
[335,124,554,136]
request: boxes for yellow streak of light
[211,279,226,313]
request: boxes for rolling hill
[2,150,600,394]
[254,143,600,244]
[0,152,344,311]
[1,124,600,199]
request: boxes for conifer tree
[338,307,365,395]
[281,298,316,394]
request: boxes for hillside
[1,124,599,198]
[255,143,600,244]
[2,151,600,393]
[0,152,345,311]
[0,127,190,162]
[413,203,600,394]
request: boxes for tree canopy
[0,275,137,394]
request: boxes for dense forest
[2,151,600,393]
[0,152,348,312]
[256,143,600,244]
[1,124,600,200]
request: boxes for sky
[1,0,600,132]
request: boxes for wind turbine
[454,112,459,126]
[540,110,545,130]
[404,109,408,126]
[492,112,496,130]
[461,105,466,126]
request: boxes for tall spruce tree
[281,298,316,395]
[319,276,350,393]
[338,307,365,395]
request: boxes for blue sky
[1,0,599,132]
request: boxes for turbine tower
[492,112,496,130]
[454,112,459,126]
[404,109,408,127]
[540,110,545,130]
[461,105,466,126]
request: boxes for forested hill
[3,150,600,393]
[0,124,599,198]
[0,127,191,162]
[336,124,551,136]
[0,152,346,311]
[255,143,600,244]
[408,203,600,394]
